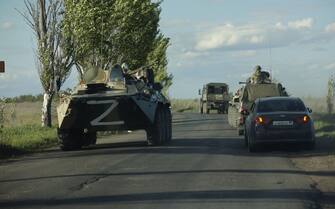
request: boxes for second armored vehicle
[199,83,230,114]
[228,66,288,135]
[57,64,172,151]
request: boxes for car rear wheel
[304,141,315,150]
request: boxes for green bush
[313,113,335,138]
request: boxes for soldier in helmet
[121,63,129,74]
[251,65,262,84]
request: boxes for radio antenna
[268,32,273,80]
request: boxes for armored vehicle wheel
[238,129,244,136]
[58,129,83,151]
[244,129,248,147]
[164,107,172,142]
[83,132,97,146]
[146,107,166,146]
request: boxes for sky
[0,0,335,98]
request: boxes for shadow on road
[0,189,332,208]
[2,136,334,167]
[173,117,225,124]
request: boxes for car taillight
[255,116,269,125]
[296,115,309,124]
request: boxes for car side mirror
[307,107,312,113]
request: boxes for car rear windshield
[258,99,306,112]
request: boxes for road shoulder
[289,137,335,209]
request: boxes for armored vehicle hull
[57,66,171,151]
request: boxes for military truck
[228,68,288,135]
[57,64,172,151]
[199,83,230,114]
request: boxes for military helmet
[254,65,262,72]
[121,63,129,73]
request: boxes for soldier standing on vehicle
[121,63,129,74]
[251,65,262,84]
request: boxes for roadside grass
[171,99,199,113]
[0,101,58,158]
[0,125,57,158]
[313,113,335,138]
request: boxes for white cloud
[325,63,335,70]
[287,18,313,30]
[325,22,335,33]
[231,50,257,58]
[181,51,205,59]
[195,23,265,51]
[193,18,316,52]
[275,22,287,30]
[1,21,14,30]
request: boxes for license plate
[273,121,293,126]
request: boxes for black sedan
[244,97,315,152]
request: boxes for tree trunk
[41,92,53,127]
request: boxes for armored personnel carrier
[228,67,288,135]
[57,64,172,151]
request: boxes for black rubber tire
[244,129,248,147]
[304,141,315,150]
[58,129,83,151]
[238,129,244,136]
[146,108,166,146]
[83,132,97,146]
[164,107,172,142]
[248,134,258,152]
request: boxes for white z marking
[87,100,124,126]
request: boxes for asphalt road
[0,113,321,209]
